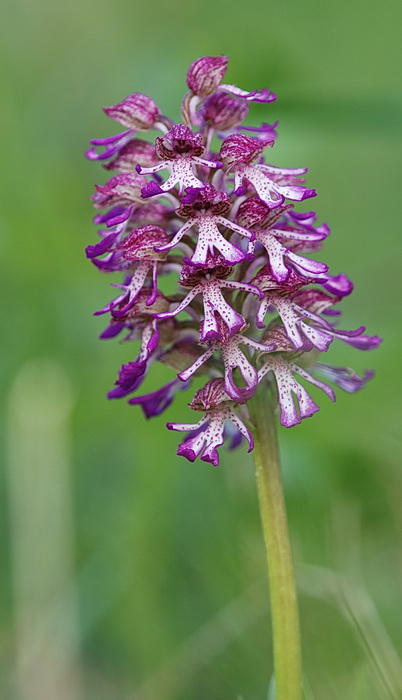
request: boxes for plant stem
[248,387,302,700]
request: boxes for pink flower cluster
[86,56,380,466]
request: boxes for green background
[1,0,402,697]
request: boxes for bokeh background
[1,0,402,698]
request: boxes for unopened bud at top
[186,56,228,97]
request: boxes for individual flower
[186,56,277,104]
[167,379,254,466]
[186,56,229,98]
[257,353,336,428]
[91,173,147,217]
[155,185,255,266]
[237,199,328,281]
[86,93,167,162]
[137,124,223,197]
[220,134,316,207]
[103,93,161,130]
[177,322,276,402]
[155,262,262,342]
[256,287,335,351]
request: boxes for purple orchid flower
[177,322,276,402]
[137,124,223,197]
[220,134,316,207]
[154,184,255,266]
[167,379,254,466]
[258,355,336,428]
[86,93,168,162]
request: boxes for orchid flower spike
[86,56,380,466]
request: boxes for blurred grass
[1,0,402,697]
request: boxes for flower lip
[97,288,170,320]
[233,163,316,208]
[85,130,133,162]
[167,401,254,466]
[140,180,164,198]
[85,231,119,259]
[107,360,147,399]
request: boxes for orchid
[86,55,380,467]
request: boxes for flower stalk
[249,386,301,700]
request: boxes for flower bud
[236,197,271,228]
[186,56,228,97]
[104,139,159,172]
[91,173,147,209]
[104,93,160,130]
[200,93,249,130]
[118,225,169,261]
[189,379,228,410]
[219,133,273,171]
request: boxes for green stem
[249,387,302,700]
